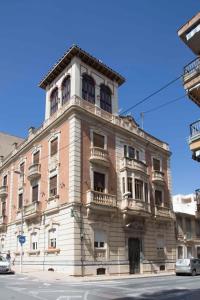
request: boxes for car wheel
[192,269,196,276]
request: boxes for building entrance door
[128,238,140,274]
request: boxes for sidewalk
[12,267,174,283]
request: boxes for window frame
[50,88,59,116]
[100,84,112,113]
[61,75,71,105]
[82,73,95,104]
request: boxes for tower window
[62,76,70,104]
[100,84,112,113]
[82,74,95,103]
[50,88,59,115]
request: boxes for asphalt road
[0,273,200,300]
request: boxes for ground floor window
[187,246,193,258]
[31,232,38,251]
[94,229,106,249]
[157,235,165,257]
[197,247,200,259]
[48,228,57,249]
[178,246,183,259]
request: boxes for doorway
[128,238,140,274]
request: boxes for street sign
[18,235,26,245]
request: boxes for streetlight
[14,170,24,273]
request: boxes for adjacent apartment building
[0,45,176,276]
[173,194,200,259]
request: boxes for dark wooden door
[128,238,140,274]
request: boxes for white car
[0,255,12,274]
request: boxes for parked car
[175,258,200,276]
[0,255,12,274]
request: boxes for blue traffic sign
[18,235,26,245]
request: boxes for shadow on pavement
[113,288,200,300]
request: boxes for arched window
[62,76,70,105]
[100,84,112,113]
[82,74,95,103]
[50,88,58,115]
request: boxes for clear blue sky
[0,0,199,195]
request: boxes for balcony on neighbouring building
[183,57,200,106]
[189,121,200,161]
[120,157,147,174]
[0,186,8,199]
[89,147,109,167]
[23,201,41,220]
[27,163,41,181]
[178,12,200,55]
[155,206,174,220]
[121,198,151,216]
[86,190,117,211]
[152,171,165,184]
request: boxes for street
[0,274,200,300]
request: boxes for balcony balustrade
[86,190,117,210]
[155,206,174,220]
[183,57,200,106]
[89,147,109,166]
[121,198,151,216]
[152,171,165,184]
[24,201,41,220]
[27,163,41,181]
[120,157,147,174]
[0,186,8,199]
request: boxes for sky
[0,0,199,195]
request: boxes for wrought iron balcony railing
[184,57,200,79]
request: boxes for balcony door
[128,238,140,274]
[94,172,105,193]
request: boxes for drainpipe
[80,204,84,277]
[42,214,46,271]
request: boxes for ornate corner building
[0,45,176,276]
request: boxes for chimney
[13,142,18,150]
[28,127,35,136]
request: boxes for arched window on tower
[82,74,95,103]
[61,76,70,105]
[100,84,112,113]
[50,88,59,116]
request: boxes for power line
[120,75,182,115]
[142,94,186,114]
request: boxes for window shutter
[33,151,40,164]
[32,185,39,202]
[50,138,58,156]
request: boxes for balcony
[45,195,60,214]
[178,12,200,55]
[120,157,147,174]
[0,186,8,199]
[155,206,174,220]
[183,57,200,106]
[121,198,151,217]
[86,190,117,211]
[24,201,41,220]
[27,163,41,181]
[152,171,165,184]
[89,147,109,167]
